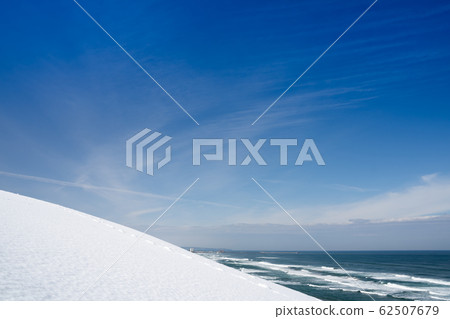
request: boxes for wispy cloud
[421,173,438,183]
[0,170,240,209]
[126,207,168,217]
[0,170,172,200]
[293,174,450,224]
[240,174,450,226]
[329,184,376,193]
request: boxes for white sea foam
[258,261,297,268]
[307,284,324,288]
[216,257,249,262]
[384,283,428,292]
[430,291,446,296]
[206,256,450,301]
[430,296,448,300]
[361,290,388,297]
[321,266,336,271]
[410,276,450,286]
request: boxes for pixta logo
[126,129,172,176]
[192,139,325,166]
[126,130,325,176]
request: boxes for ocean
[197,251,450,301]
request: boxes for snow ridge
[0,190,316,301]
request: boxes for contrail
[0,170,172,200]
[0,170,239,208]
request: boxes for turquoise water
[198,251,450,301]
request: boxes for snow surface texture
[0,190,316,301]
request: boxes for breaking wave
[201,253,450,301]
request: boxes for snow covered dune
[0,190,316,301]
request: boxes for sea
[197,250,450,301]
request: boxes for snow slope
[0,190,317,300]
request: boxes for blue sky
[1,0,450,250]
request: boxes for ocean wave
[384,283,428,292]
[430,291,447,296]
[374,273,450,287]
[281,265,444,299]
[206,257,450,301]
[307,284,324,288]
[308,285,387,297]
[206,255,250,263]
[258,261,297,268]
[321,266,336,271]
[360,290,388,297]
[320,266,341,271]
[410,276,450,286]
[218,257,249,262]
[430,296,448,301]
[299,264,349,275]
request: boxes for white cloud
[421,173,438,183]
[230,174,450,226]
[126,207,167,217]
[329,184,375,193]
[296,175,450,224]
[0,170,173,200]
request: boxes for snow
[0,190,317,301]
